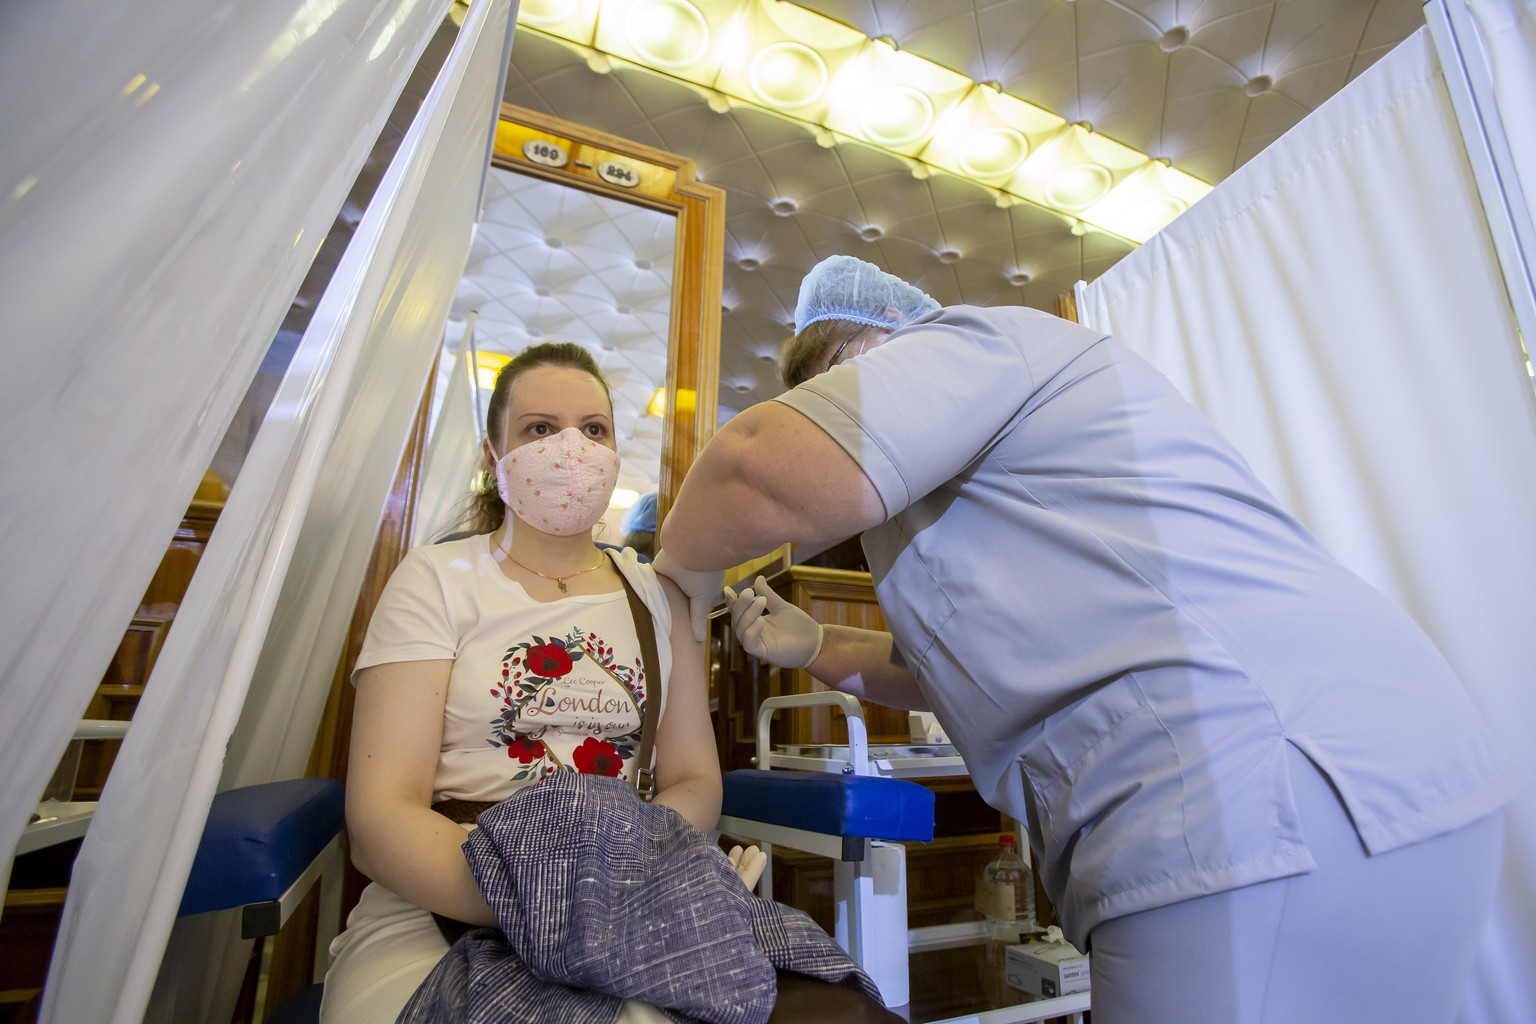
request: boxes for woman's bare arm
[648,576,723,831]
[346,660,497,926]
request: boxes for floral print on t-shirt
[487,625,647,785]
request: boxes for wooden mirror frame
[490,103,726,524]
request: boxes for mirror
[425,104,724,544]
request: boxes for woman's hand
[726,844,767,890]
[722,576,825,669]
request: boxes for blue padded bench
[717,692,1088,1023]
[179,777,345,940]
[716,692,937,1009]
[722,769,933,860]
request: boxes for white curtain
[413,328,484,548]
[1428,0,1536,353]
[36,1,518,1021]
[1076,27,1536,1022]
[0,0,446,884]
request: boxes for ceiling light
[1045,164,1113,208]
[1081,160,1210,243]
[958,127,1030,178]
[712,0,865,122]
[623,0,709,68]
[518,0,599,43]
[824,39,969,156]
[860,86,935,146]
[647,387,667,417]
[921,84,1061,184]
[1009,122,1144,216]
[595,0,718,76]
[521,0,579,25]
[748,41,828,109]
[517,0,1213,245]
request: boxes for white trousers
[1087,744,1504,1024]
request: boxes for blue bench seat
[722,769,934,857]
[178,777,344,937]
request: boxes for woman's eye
[530,423,550,436]
[585,424,606,437]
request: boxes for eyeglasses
[825,335,859,370]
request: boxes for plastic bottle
[975,834,1031,1001]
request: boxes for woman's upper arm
[651,576,722,823]
[347,659,453,824]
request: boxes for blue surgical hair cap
[622,491,658,534]
[794,255,940,333]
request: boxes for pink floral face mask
[492,427,619,536]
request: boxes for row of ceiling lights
[516,0,1213,243]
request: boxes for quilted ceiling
[457,0,1426,493]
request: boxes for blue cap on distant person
[622,491,658,534]
[794,255,940,333]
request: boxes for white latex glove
[721,575,825,669]
[650,549,725,643]
[725,844,767,890]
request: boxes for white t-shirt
[354,535,672,803]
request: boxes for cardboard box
[1005,939,1091,998]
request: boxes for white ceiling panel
[495,0,1425,415]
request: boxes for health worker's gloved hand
[650,549,725,644]
[722,576,825,669]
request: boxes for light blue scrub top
[774,305,1518,947]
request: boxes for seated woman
[321,342,734,1024]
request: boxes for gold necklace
[501,550,607,593]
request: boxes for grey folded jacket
[397,772,881,1024]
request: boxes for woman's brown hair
[777,319,886,388]
[456,341,612,536]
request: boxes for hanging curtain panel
[413,331,484,549]
[39,2,517,1021]
[1077,28,1536,1021]
[222,0,515,792]
[1428,0,1536,360]
[0,0,447,886]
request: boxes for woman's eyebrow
[513,411,611,422]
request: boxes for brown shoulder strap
[617,566,662,799]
